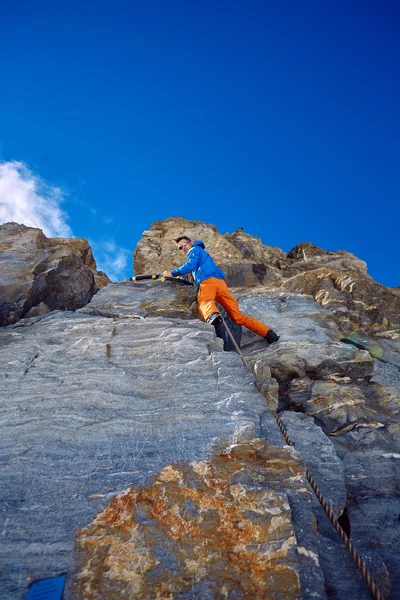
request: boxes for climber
[162,237,280,344]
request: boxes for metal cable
[218,318,384,600]
[219,314,247,366]
[275,417,383,600]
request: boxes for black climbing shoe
[207,312,222,327]
[265,330,280,344]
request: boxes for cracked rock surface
[234,289,400,599]
[1,217,400,599]
[0,299,322,599]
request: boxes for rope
[276,417,383,600]
[218,319,384,600]
[219,314,247,366]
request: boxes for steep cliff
[1,219,399,600]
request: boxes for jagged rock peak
[287,241,367,273]
[0,221,111,325]
[133,216,286,288]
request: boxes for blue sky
[0,1,399,285]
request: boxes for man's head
[175,236,193,255]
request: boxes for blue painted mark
[26,575,66,600]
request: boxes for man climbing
[162,236,280,344]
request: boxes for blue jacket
[171,240,225,285]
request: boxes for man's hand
[162,270,173,278]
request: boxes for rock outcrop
[279,242,399,334]
[1,218,399,599]
[134,218,400,333]
[0,222,110,325]
[134,217,286,288]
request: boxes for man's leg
[214,279,270,338]
[197,278,220,323]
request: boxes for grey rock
[0,310,325,599]
[278,412,346,518]
[260,409,287,446]
[78,279,198,320]
[252,361,279,411]
[286,490,327,599]
[237,292,375,386]
[2,219,400,599]
[316,533,385,600]
[289,379,389,435]
[233,290,399,597]
[24,301,50,318]
[342,331,400,369]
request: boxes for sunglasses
[178,242,189,250]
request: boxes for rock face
[134,218,400,333]
[279,242,399,334]
[0,293,322,600]
[1,218,400,600]
[79,278,198,320]
[133,217,286,288]
[0,222,111,325]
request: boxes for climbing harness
[131,274,194,286]
[218,320,384,600]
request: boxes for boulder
[0,222,111,325]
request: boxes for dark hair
[175,236,192,244]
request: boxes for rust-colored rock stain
[75,439,304,599]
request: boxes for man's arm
[172,249,199,276]
[165,247,200,278]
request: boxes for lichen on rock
[75,439,305,600]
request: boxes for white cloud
[0,160,131,282]
[0,160,72,237]
[90,239,131,283]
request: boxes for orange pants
[197,278,269,338]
